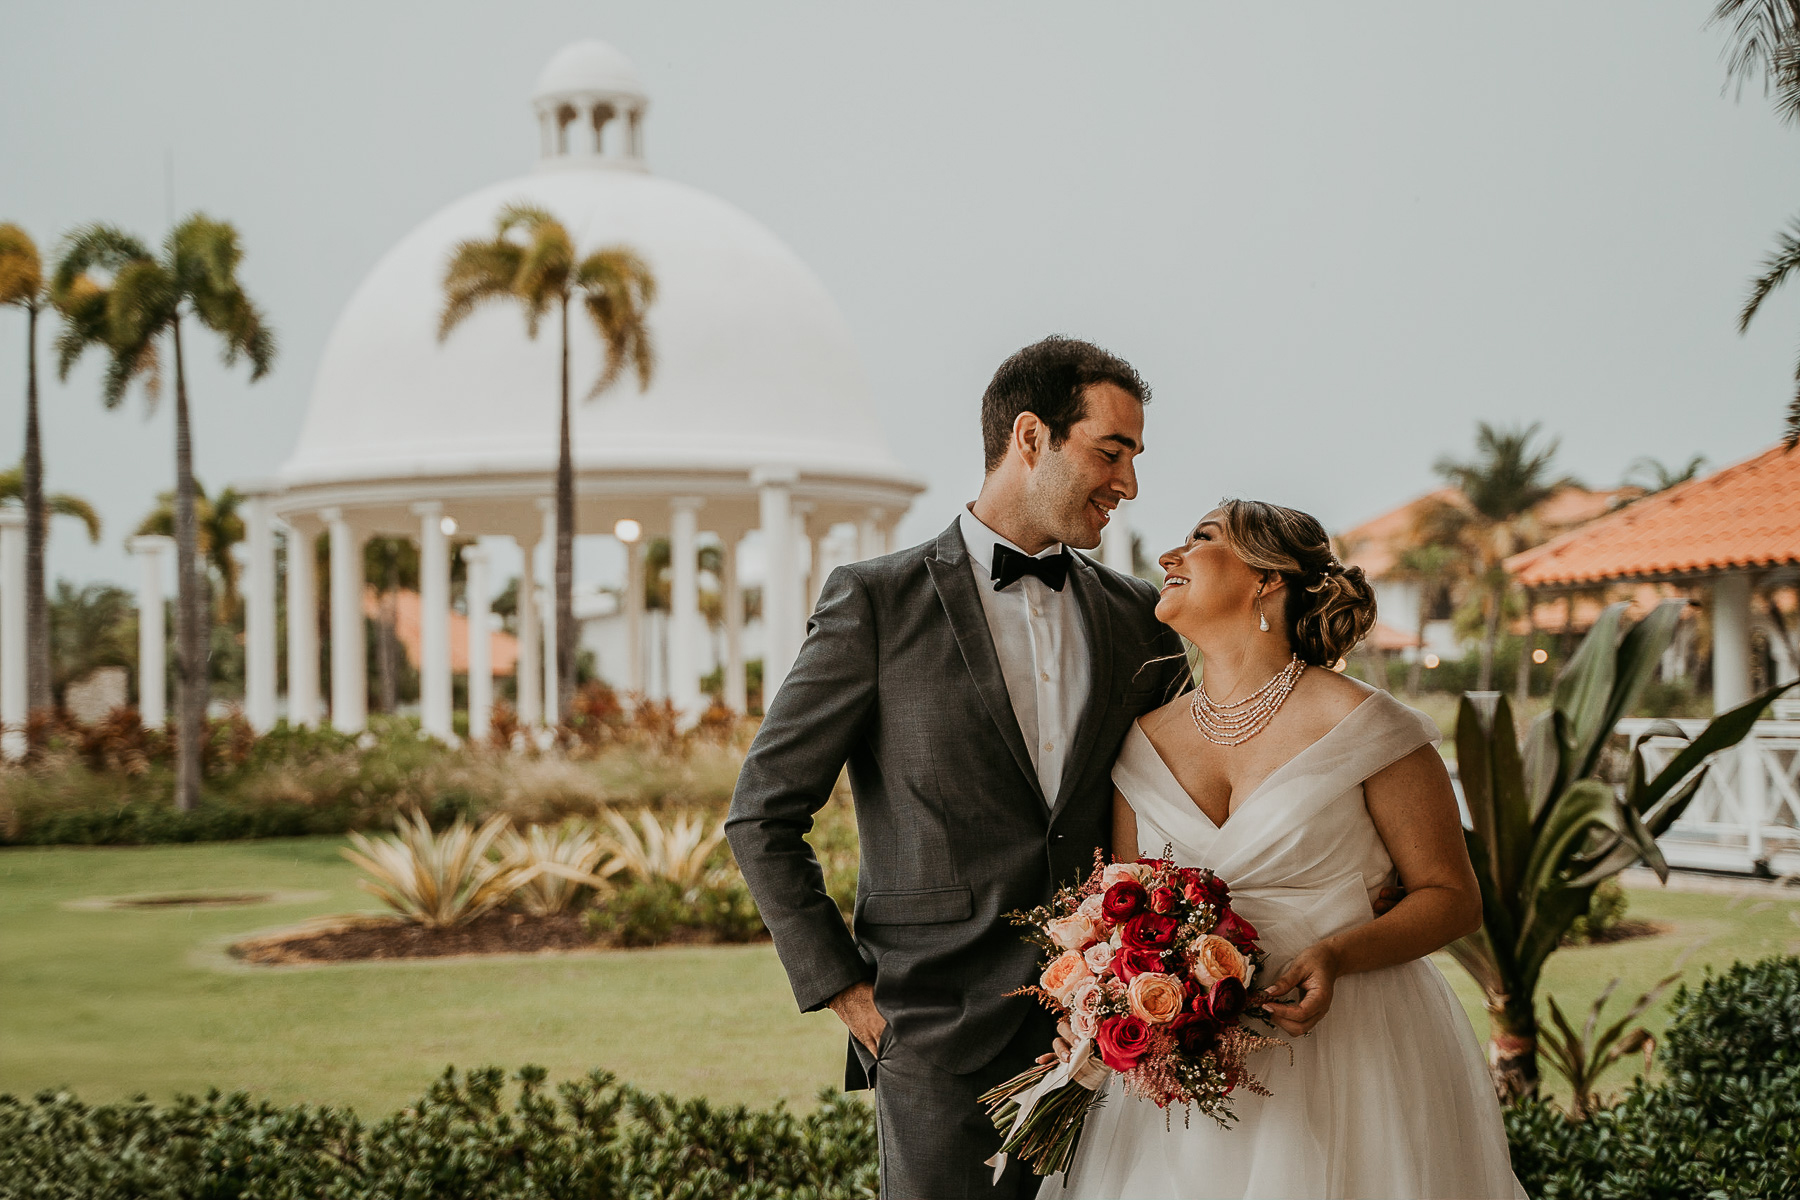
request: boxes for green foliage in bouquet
[1448,599,1797,1102]
[0,1066,877,1199]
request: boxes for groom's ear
[1012,411,1050,469]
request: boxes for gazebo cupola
[533,40,647,167]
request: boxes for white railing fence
[1618,717,1800,876]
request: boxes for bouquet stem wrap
[982,1037,1110,1183]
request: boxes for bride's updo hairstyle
[1214,499,1378,668]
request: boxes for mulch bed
[230,911,759,965]
[1567,919,1669,946]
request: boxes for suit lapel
[925,520,1047,808]
[1050,552,1115,823]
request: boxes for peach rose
[1047,911,1100,952]
[1101,862,1153,890]
[1083,939,1116,976]
[1127,972,1186,1025]
[1077,893,1107,922]
[1190,933,1252,988]
[1066,979,1105,1038]
[1040,949,1093,1003]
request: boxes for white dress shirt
[958,506,1093,805]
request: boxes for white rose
[1083,940,1116,976]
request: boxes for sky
[3,1,1798,594]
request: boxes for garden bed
[231,910,769,965]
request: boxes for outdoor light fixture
[1423,653,1441,669]
[439,516,458,536]
[614,518,642,543]
[1532,648,1549,664]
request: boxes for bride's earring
[1256,585,1270,633]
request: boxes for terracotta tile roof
[1338,485,1636,581]
[1367,621,1422,651]
[1506,444,1800,587]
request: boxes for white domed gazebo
[191,40,922,739]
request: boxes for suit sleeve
[725,565,876,1013]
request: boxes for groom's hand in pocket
[828,981,887,1056]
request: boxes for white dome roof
[281,47,915,495]
[534,39,644,102]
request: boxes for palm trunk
[1486,994,1540,1102]
[171,317,206,811]
[555,295,577,718]
[1477,583,1501,691]
[1514,587,1536,706]
[377,587,397,713]
[23,305,50,715]
[1407,588,1429,696]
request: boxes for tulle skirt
[1039,957,1525,1200]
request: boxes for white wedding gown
[1043,691,1525,1200]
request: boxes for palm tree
[135,483,246,622]
[1429,423,1570,689]
[1624,454,1706,494]
[47,580,137,706]
[439,203,654,718]
[0,224,58,713]
[1712,0,1800,445]
[1389,543,1462,696]
[52,215,275,810]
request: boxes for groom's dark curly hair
[980,336,1151,472]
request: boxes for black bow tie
[991,544,1070,592]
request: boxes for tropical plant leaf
[1521,708,1565,819]
[1457,693,1533,892]
[1636,679,1800,817]
[1553,603,1624,783]
[1571,600,1686,781]
[1518,780,1618,936]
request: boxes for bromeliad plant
[1449,598,1797,1101]
[343,809,540,928]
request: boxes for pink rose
[1047,911,1099,952]
[1076,893,1106,922]
[1083,939,1116,976]
[1039,949,1093,1003]
[1189,934,1252,988]
[1067,979,1105,1038]
[1126,972,1185,1025]
[1100,862,1152,890]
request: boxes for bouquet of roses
[980,850,1283,1179]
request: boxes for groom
[726,336,1188,1198]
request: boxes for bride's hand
[1036,1019,1077,1067]
[1252,945,1340,1037]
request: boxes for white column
[723,535,746,713]
[324,508,366,733]
[1713,571,1753,713]
[282,523,318,727]
[244,493,277,732]
[462,544,492,744]
[625,537,646,694]
[754,468,798,700]
[796,507,822,617]
[515,539,542,728]
[669,497,704,720]
[0,511,27,759]
[536,500,558,725]
[1101,500,1134,574]
[126,534,173,729]
[415,502,452,740]
[857,508,888,562]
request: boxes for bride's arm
[1111,786,1138,862]
[1254,744,1481,1036]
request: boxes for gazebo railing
[1617,717,1800,876]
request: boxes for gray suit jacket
[725,518,1188,1082]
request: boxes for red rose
[1205,976,1247,1025]
[1182,880,1209,906]
[1216,909,1258,949]
[1120,912,1178,951]
[1202,873,1231,903]
[1101,881,1147,922]
[1148,886,1178,914]
[1176,1016,1219,1054]
[1096,1014,1154,1071]
[1112,946,1165,983]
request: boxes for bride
[1043,499,1524,1199]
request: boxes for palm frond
[1740,216,1800,331]
[50,224,153,383]
[577,247,657,397]
[438,239,524,340]
[1787,388,1800,448]
[48,494,102,543]
[0,223,44,307]
[1712,0,1800,103]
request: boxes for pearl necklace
[1189,655,1306,746]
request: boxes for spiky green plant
[439,204,655,720]
[497,818,619,916]
[1448,598,1798,1101]
[342,809,537,928]
[51,216,274,810]
[1540,971,1682,1122]
[598,808,726,892]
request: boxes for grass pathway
[3,838,1797,1113]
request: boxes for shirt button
[1032,607,1042,617]
[1040,672,1050,681]
[1044,741,1054,751]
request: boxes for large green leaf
[1521,708,1566,819]
[1518,780,1618,934]
[1461,827,1520,982]
[1456,693,1531,894]
[1553,603,1624,781]
[1635,679,1800,821]
[1571,600,1686,781]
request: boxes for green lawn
[3,838,1797,1115]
